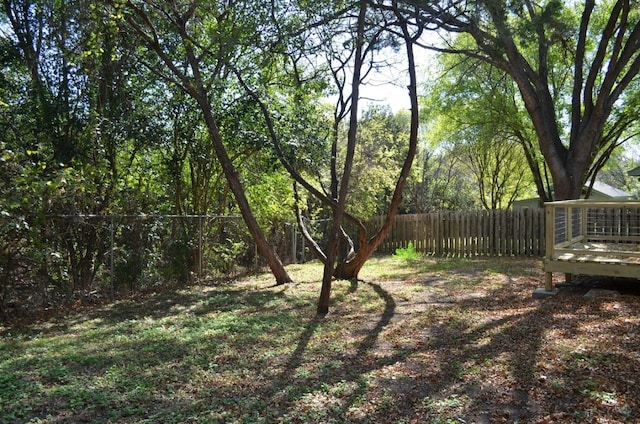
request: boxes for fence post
[110,215,115,298]
[292,224,297,264]
[198,215,203,280]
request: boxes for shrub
[393,241,421,260]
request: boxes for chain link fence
[1,214,305,320]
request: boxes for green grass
[1,256,639,423]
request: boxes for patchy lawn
[1,256,639,423]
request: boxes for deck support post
[545,271,553,291]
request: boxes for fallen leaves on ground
[1,256,639,423]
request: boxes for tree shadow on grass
[385,285,640,423]
[267,279,401,420]
[269,276,640,423]
[4,263,640,423]
[0,281,309,423]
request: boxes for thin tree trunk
[196,96,293,285]
[334,8,420,281]
[317,0,367,316]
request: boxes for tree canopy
[411,0,640,200]
[423,48,536,209]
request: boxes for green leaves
[422,48,536,209]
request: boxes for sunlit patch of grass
[582,387,620,406]
[1,281,318,422]
[422,393,470,411]
[420,393,471,423]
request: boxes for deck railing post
[544,204,555,291]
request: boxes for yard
[1,256,639,423]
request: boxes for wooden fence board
[371,208,545,257]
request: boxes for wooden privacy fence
[370,208,546,257]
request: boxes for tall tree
[225,0,423,313]
[410,0,640,200]
[236,0,424,314]
[424,52,536,208]
[330,2,420,283]
[1,0,168,300]
[109,0,293,284]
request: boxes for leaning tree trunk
[175,19,293,286]
[120,1,294,286]
[197,96,293,285]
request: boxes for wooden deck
[544,200,640,290]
